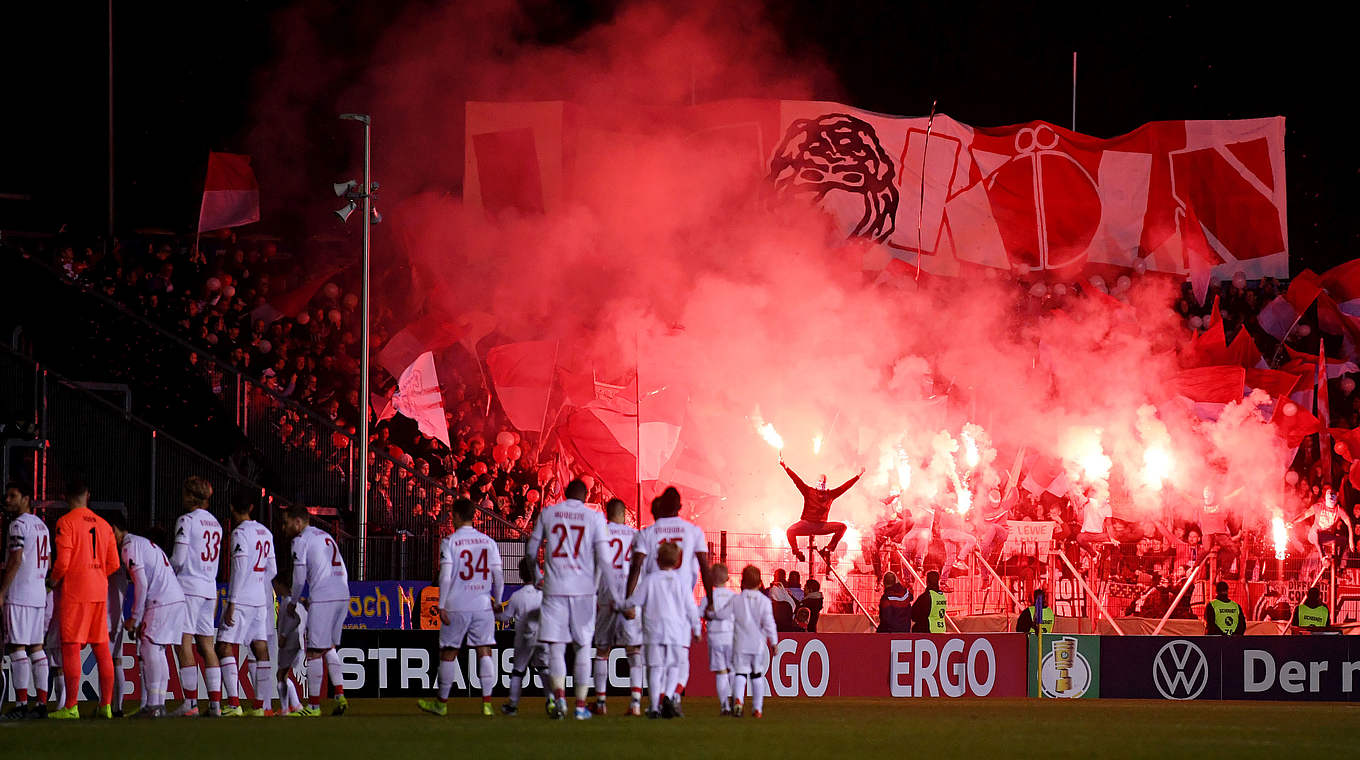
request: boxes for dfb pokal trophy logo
[1039,637,1091,698]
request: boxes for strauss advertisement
[322,632,1027,699]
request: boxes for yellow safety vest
[1026,605,1055,634]
[1207,598,1241,635]
[1296,603,1329,628]
[929,590,948,633]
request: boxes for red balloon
[496,431,515,447]
[526,489,541,504]
[508,444,522,461]
[472,462,488,475]
[492,444,509,464]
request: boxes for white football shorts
[4,603,45,647]
[183,595,217,637]
[592,601,643,649]
[538,594,596,647]
[305,600,347,650]
[143,601,188,646]
[707,640,733,672]
[439,609,496,649]
[218,603,271,645]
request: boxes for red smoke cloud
[247,0,1296,549]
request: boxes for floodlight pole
[340,112,372,580]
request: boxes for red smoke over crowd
[247,0,1299,555]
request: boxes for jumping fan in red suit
[780,454,864,561]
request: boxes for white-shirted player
[108,559,129,717]
[591,498,644,716]
[273,576,307,715]
[1,481,51,720]
[625,487,714,710]
[498,556,548,716]
[702,564,737,715]
[110,512,188,719]
[418,498,504,718]
[623,541,700,719]
[714,565,777,718]
[282,504,349,717]
[169,476,224,717]
[525,479,616,720]
[216,497,277,717]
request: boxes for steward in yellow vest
[1205,581,1244,635]
[911,570,949,633]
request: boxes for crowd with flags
[13,211,1360,606]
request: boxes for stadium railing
[0,343,277,535]
[0,249,525,578]
[0,250,357,511]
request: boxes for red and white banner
[198,152,260,233]
[685,633,1027,698]
[466,101,1287,281]
[390,351,450,448]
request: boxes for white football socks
[179,665,199,701]
[437,659,458,700]
[593,658,609,701]
[221,656,239,702]
[10,652,30,703]
[306,656,325,706]
[478,655,495,699]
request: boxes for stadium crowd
[8,233,1359,607]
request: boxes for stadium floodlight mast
[335,112,378,579]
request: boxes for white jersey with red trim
[631,516,706,592]
[5,513,50,607]
[527,499,608,597]
[228,519,277,607]
[290,525,349,603]
[173,509,224,598]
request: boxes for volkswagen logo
[1152,640,1209,700]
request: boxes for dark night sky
[3,1,1355,270]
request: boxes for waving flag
[487,341,558,432]
[198,152,260,233]
[391,351,449,448]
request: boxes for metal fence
[1,348,274,543]
[0,251,525,579]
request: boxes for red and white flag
[391,351,449,448]
[198,152,260,233]
[487,341,557,432]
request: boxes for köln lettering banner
[466,101,1286,281]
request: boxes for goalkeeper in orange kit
[48,481,121,719]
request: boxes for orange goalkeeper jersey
[51,506,120,603]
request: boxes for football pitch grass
[5,698,1360,758]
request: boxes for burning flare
[752,408,784,450]
[812,432,823,455]
[962,429,980,469]
[1271,513,1288,560]
[1142,446,1172,491]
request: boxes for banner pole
[1071,51,1077,132]
[1150,554,1210,635]
[1057,550,1126,635]
[915,99,938,283]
